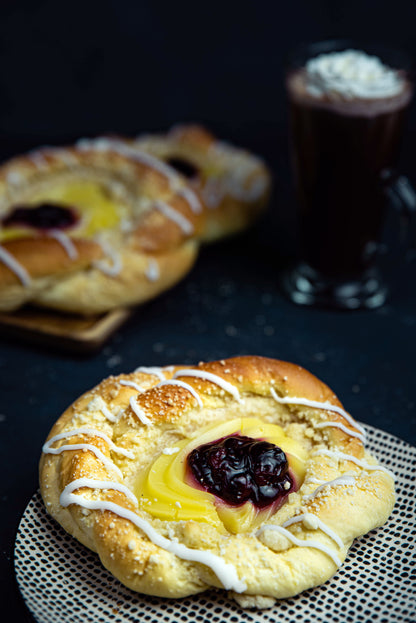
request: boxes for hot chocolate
[284,46,414,307]
[287,51,412,278]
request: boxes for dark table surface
[1,132,415,622]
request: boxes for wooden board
[0,306,131,353]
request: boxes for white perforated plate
[15,425,416,623]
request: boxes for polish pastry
[134,124,271,242]
[0,129,271,315]
[39,356,395,608]
[0,142,206,315]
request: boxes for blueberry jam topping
[166,156,199,179]
[2,203,79,231]
[187,435,294,509]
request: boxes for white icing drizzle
[303,475,357,502]
[29,151,49,170]
[93,239,123,277]
[76,138,180,186]
[101,404,118,423]
[177,186,203,214]
[208,141,266,203]
[227,173,268,203]
[129,397,152,426]
[145,258,160,282]
[134,366,167,382]
[314,421,366,443]
[153,200,194,235]
[76,137,114,152]
[162,447,180,455]
[62,477,138,506]
[120,146,179,184]
[155,380,203,407]
[6,170,24,186]
[173,369,242,403]
[43,442,122,478]
[43,427,134,459]
[48,230,78,260]
[54,149,79,166]
[312,449,395,479]
[0,243,31,286]
[304,477,326,485]
[119,379,145,393]
[257,524,342,567]
[282,513,344,549]
[201,178,225,209]
[88,395,118,423]
[270,387,366,437]
[120,217,133,233]
[59,491,247,592]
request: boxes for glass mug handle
[381,169,416,248]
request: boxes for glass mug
[281,40,416,310]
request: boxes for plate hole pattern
[14,425,416,623]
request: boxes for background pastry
[0,142,205,315]
[0,129,271,316]
[39,356,395,608]
[134,124,272,242]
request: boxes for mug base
[281,263,388,310]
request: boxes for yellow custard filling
[0,181,126,241]
[135,418,308,533]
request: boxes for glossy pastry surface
[39,356,395,607]
[0,142,204,314]
[134,124,272,242]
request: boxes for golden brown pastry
[134,124,272,242]
[0,141,205,315]
[39,356,395,608]
[0,129,271,315]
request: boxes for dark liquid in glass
[287,70,413,278]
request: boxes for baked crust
[134,124,272,242]
[39,356,395,606]
[0,129,271,314]
[0,143,205,314]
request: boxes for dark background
[1,0,416,259]
[1,2,415,621]
[1,0,416,143]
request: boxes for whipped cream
[305,49,405,99]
